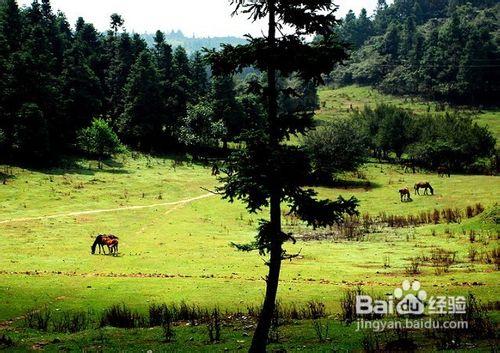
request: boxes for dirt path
[0,193,214,225]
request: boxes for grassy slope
[0,156,498,321]
[0,86,498,351]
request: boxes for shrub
[405,257,421,275]
[303,118,368,183]
[100,304,145,328]
[206,308,221,343]
[24,307,51,331]
[161,307,175,343]
[311,317,330,343]
[78,118,125,167]
[353,104,414,159]
[52,310,90,333]
[340,287,373,324]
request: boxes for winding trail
[0,193,214,225]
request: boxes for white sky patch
[17,0,383,37]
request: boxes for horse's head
[91,237,99,254]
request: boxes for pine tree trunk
[249,2,281,352]
[249,204,282,352]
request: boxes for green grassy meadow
[0,86,498,351]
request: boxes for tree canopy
[330,0,499,104]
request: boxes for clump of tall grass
[309,301,329,342]
[206,308,221,343]
[340,287,383,323]
[430,248,457,274]
[52,310,91,333]
[99,304,146,328]
[405,257,421,275]
[24,307,51,331]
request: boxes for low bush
[206,308,221,343]
[52,310,90,333]
[24,307,51,331]
[100,304,145,328]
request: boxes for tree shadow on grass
[0,170,16,184]
[307,176,383,191]
[332,179,383,190]
[32,157,129,176]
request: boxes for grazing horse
[437,166,450,177]
[91,234,119,255]
[399,187,412,202]
[103,237,119,255]
[414,182,434,196]
[401,160,417,174]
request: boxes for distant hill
[140,30,247,53]
[330,0,499,105]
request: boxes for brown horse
[401,160,417,174]
[91,234,119,255]
[414,182,434,195]
[437,166,450,177]
[399,187,412,202]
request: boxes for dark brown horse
[91,234,119,255]
[399,187,412,202]
[437,166,450,177]
[401,159,417,174]
[414,182,434,195]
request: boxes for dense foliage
[303,119,368,183]
[353,104,496,172]
[331,0,499,104]
[77,118,124,163]
[0,0,317,165]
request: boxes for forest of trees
[0,0,316,164]
[330,0,499,104]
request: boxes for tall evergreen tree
[171,46,191,120]
[120,50,164,151]
[206,1,358,351]
[12,0,61,159]
[60,42,103,142]
[211,74,241,148]
[153,30,176,141]
[190,51,209,100]
[105,29,135,124]
[0,0,22,155]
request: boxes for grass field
[0,86,498,351]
